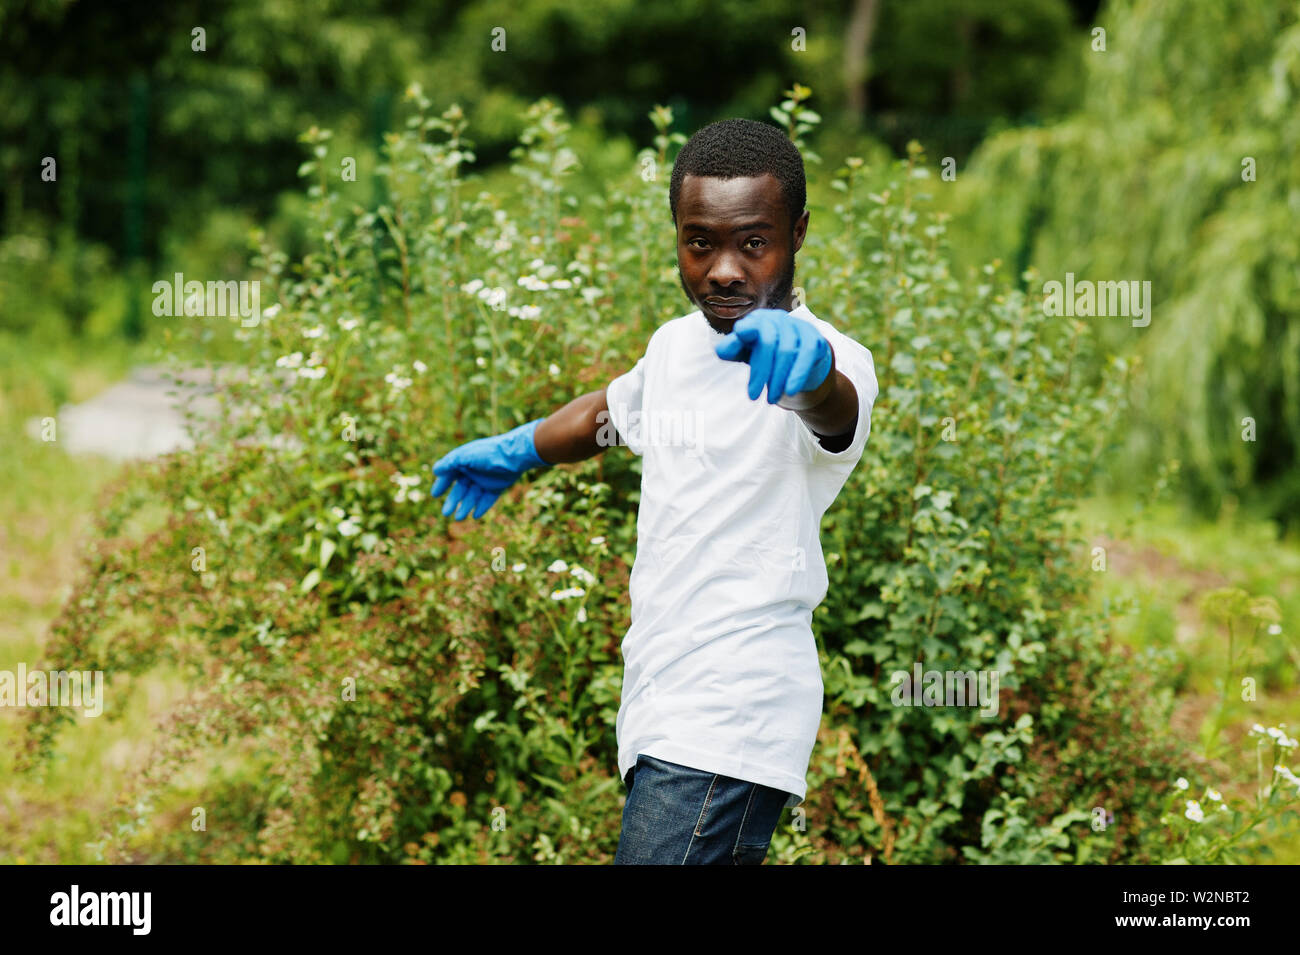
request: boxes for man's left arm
[775,349,858,450]
[715,309,862,452]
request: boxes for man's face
[674,173,809,335]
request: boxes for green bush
[23,92,1212,864]
[0,227,129,344]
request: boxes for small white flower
[463,278,485,295]
[390,473,423,502]
[475,356,487,368]
[385,370,412,391]
[297,366,327,379]
[276,351,304,369]
[550,279,572,290]
[1184,800,1204,823]
[550,586,586,601]
[337,518,361,537]
[263,303,282,320]
[590,536,605,545]
[548,363,560,376]
[330,506,346,520]
[1268,623,1282,635]
[1174,777,1189,791]
[511,562,527,573]
[570,565,596,586]
[519,305,542,321]
[1276,765,1300,786]
[303,325,325,338]
[577,606,588,623]
[1251,723,1267,737]
[547,559,568,573]
[492,238,511,253]
[1206,788,1222,801]
[412,360,428,374]
[338,316,361,331]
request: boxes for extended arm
[778,352,859,445]
[533,387,612,464]
[430,386,616,520]
[716,309,860,452]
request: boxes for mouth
[704,297,754,319]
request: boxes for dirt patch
[1092,535,1233,645]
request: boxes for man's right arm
[533,387,615,464]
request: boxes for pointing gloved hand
[430,418,550,521]
[714,308,833,404]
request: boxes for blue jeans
[613,754,794,865]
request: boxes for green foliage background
[954,0,1300,524]
[18,97,1235,864]
[5,0,1299,865]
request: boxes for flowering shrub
[20,91,1237,863]
[1158,725,1300,864]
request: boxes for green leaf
[320,537,337,568]
[300,568,322,593]
[855,601,886,622]
[530,773,566,792]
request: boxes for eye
[744,237,766,250]
[686,238,709,250]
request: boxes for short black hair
[669,118,806,232]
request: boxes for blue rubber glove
[714,308,833,404]
[430,418,550,521]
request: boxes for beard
[684,245,798,337]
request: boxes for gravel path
[25,365,225,460]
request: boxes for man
[431,118,878,864]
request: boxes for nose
[706,249,746,290]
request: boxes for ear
[792,209,810,254]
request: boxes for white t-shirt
[604,303,878,807]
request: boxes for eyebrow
[681,221,776,233]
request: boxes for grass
[0,342,194,864]
[1073,494,1300,862]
